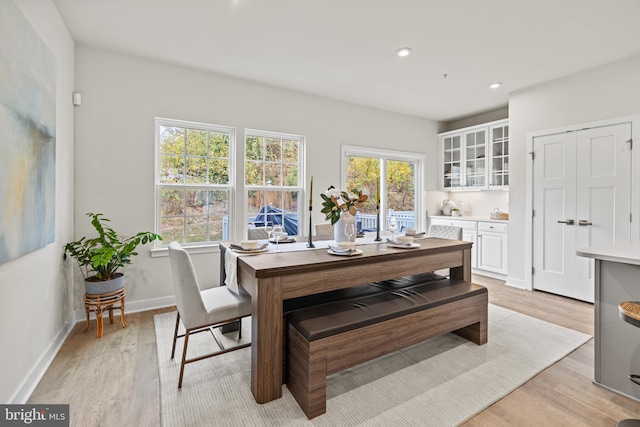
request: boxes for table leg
[108,306,114,324]
[450,248,472,282]
[250,276,283,403]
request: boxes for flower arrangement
[320,185,368,225]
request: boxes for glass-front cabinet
[489,122,509,188]
[442,134,461,188]
[463,128,486,189]
[439,119,508,191]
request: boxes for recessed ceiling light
[489,82,502,89]
[396,47,412,57]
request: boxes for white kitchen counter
[428,215,508,223]
[576,240,640,266]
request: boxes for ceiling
[53,0,640,122]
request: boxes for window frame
[341,144,425,232]
[154,117,236,249]
[243,129,306,239]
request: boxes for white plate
[232,247,268,254]
[405,233,427,239]
[269,237,295,243]
[327,248,363,256]
[387,242,421,249]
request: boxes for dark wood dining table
[219,237,472,404]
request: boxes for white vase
[334,211,356,242]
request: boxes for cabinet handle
[578,220,593,226]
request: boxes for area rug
[154,305,591,426]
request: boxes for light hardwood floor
[28,276,640,426]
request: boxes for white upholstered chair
[247,227,269,240]
[168,241,252,388]
[427,225,463,277]
[427,224,463,240]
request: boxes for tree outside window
[245,131,303,236]
[156,118,234,244]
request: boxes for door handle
[557,219,575,225]
[578,220,593,226]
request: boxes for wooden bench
[286,278,488,419]
[281,272,446,378]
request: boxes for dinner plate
[387,242,421,249]
[232,247,268,254]
[405,233,427,239]
[269,237,296,243]
[327,248,363,256]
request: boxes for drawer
[478,221,508,233]
[430,218,477,231]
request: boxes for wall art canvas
[0,1,56,265]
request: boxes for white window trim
[341,144,425,232]
[154,117,236,248]
[242,129,306,239]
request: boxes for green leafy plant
[64,213,162,282]
[320,186,368,225]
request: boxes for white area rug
[154,304,591,426]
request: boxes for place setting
[327,223,363,256]
[229,240,268,254]
[383,217,421,249]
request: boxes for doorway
[531,122,632,302]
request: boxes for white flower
[325,188,342,199]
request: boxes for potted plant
[64,213,162,295]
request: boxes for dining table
[219,235,472,404]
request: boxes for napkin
[229,243,268,251]
[386,238,413,248]
[328,245,356,254]
[224,249,241,294]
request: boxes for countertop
[576,240,640,266]
[429,215,508,223]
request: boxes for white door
[532,123,631,302]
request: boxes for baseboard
[505,276,529,290]
[73,294,176,323]
[472,269,507,281]
[9,314,75,404]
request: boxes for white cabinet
[439,119,508,191]
[489,122,509,189]
[477,221,508,274]
[429,217,508,276]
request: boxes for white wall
[0,0,75,403]
[508,54,640,288]
[73,46,440,310]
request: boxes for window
[155,118,234,245]
[342,145,424,232]
[245,130,304,237]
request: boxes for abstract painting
[0,1,56,265]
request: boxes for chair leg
[238,318,242,339]
[178,329,190,389]
[171,312,181,359]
